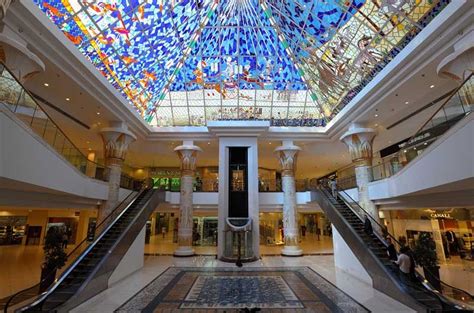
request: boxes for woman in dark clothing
[364,215,373,235]
[386,237,398,261]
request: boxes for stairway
[19,188,164,312]
[315,187,472,313]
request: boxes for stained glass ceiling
[34,0,447,127]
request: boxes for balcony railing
[0,62,141,190]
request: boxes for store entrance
[259,212,333,255]
[145,212,218,255]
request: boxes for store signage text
[430,213,452,219]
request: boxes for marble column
[340,123,378,222]
[274,141,303,256]
[99,123,136,224]
[174,141,202,256]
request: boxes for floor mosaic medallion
[115,267,370,312]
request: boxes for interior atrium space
[1,0,474,312]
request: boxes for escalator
[315,186,474,313]
[11,188,164,313]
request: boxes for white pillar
[340,124,378,221]
[274,141,303,256]
[174,141,202,256]
[0,24,45,83]
[99,122,136,224]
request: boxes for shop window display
[0,216,27,245]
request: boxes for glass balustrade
[0,62,140,190]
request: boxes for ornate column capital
[340,123,376,167]
[100,123,136,166]
[0,0,14,21]
[174,144,202,176]
[0,25,45,83]
[437,29,474,82]
[274,144,301,177]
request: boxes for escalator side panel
[314,189,429,313]
[56,190,165,312]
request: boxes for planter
[423,266,441,291]
[39,267,57,293]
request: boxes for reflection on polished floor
[72,255,415,313]
[144,232,334,255]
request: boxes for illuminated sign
[430,213,452,219]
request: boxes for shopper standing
[62,231,69,249]
[386,237,398,261]
[394,246,412,283]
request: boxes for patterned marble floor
[116,267,369,313]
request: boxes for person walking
[386,237,398,261]
[62,231,69,249]
[364,215,373,235]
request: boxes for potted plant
[413,232,441,291]
[39,227,67,293]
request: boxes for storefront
[382,207,474,263]
[0,216,27,245]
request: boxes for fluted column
[340,124,378,221]
[99,123,136,223]
[274,141,303,256]
[174,141,202,256]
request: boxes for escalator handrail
[328,186,474,304]
[4,190,141,312]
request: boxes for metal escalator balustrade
[2,191,138,313]
[318,185,474,312]
[17,188,159,312]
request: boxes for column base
[281,246,303,257]
[173,246,195,257]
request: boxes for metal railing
[324,185,474,310]
[2,190,139,312]
[0,62,141,190]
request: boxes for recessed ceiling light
[403,150,407,153]
[414,147,417,150]
[66,98,70,101]
[405,101,409,104]
[374,114,378,117]
[269,142,272,145]
[430,85,435,88]
[96,112,100,115]
[374,123,378,127]
[207,142,210,145]
[44,83,49,87]
[424,142,428,145]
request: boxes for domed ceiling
[34,0,448,126]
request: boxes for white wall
[0,109,129,201]
[108,226,145,286]
[368,115,474,200]
[164,191,314,206]
[332,225,373,286]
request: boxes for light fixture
[44,83,49,87]
[414,147,417,150]
[374,114,378,117]
[430,85,435,88]
[66,97,70,101]
[405,101,409,104]
[424,142,428,145]
[374,123,378,127]
[96,112,100,115]
[403,150,407,153]
[207,142,210,145]
[269,142,272,145]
